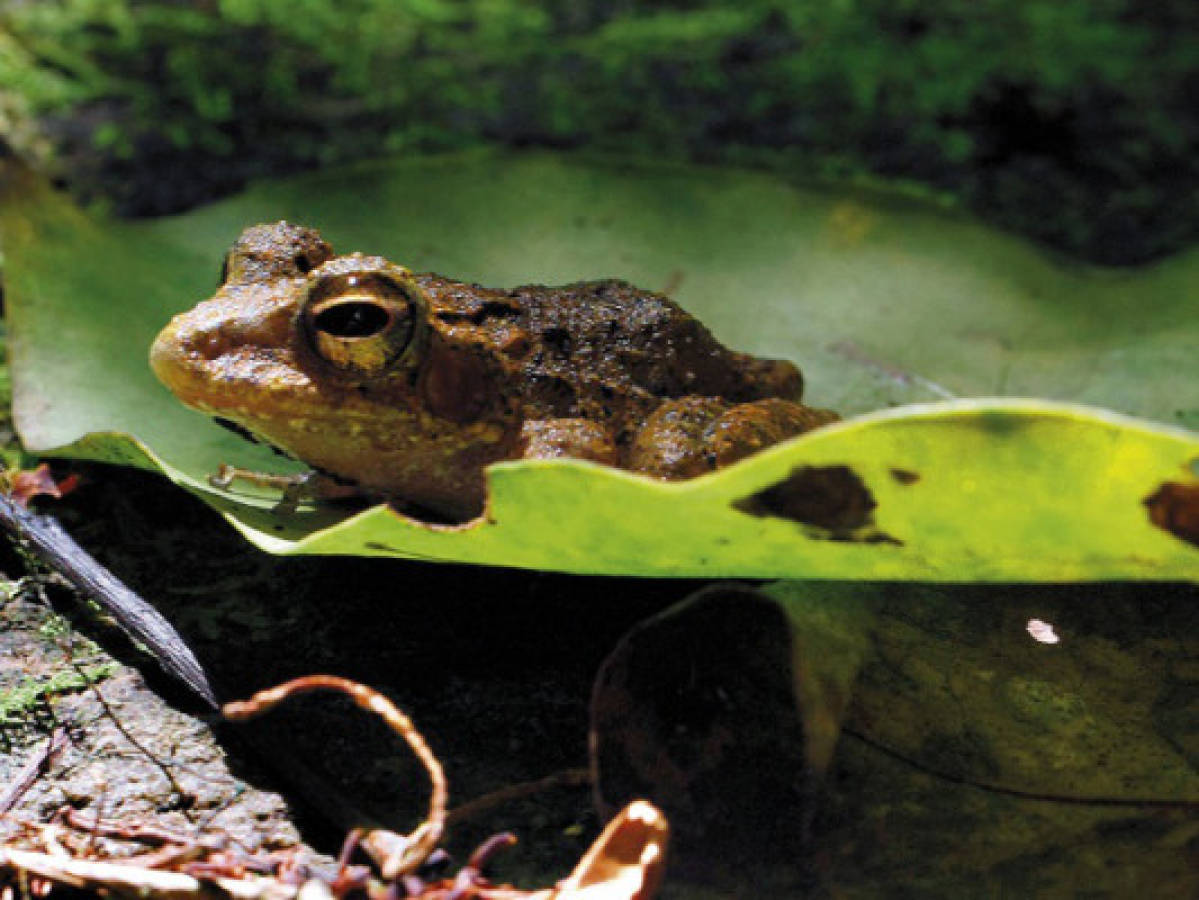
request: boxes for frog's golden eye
[304,272,424,375]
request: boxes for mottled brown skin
[151,222,836,520]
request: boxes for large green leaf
[3,153,1197,578]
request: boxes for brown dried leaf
[9,464,79,507]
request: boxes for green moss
[0,664,117,728]
[1,0,1195,263]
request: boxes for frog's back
[518,277,801,403]
[420,274,799,411]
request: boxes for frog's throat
[211,416,297,462]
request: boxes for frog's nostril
[196,331,227,360]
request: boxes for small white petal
[1026,618,1060,644]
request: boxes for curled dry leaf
[7,463,79,507]
[549,800,668,900]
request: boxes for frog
[150,221,837,521]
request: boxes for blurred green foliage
[1,0,1196,263]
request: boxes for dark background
[2,0,1197,264]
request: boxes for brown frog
[150,222,836,520]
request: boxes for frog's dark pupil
[315,302,391,338]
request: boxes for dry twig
[222,675,447,879]
[0,491,216,708]
[0,729,69,815]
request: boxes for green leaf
[3,152,1197,579]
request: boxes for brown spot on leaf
[890,467,920,485]
[737,465,873,529]
[734,465,901,544]
[1144,481,1199,547]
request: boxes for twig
[0,729,69,815]
[0,492,216,709]
[446,768,591,826]
[1,847,205,894]
[223,676,447,879]
[59,808,198,848]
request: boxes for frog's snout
[149,315,201,405]
[149,304,257,409]
[149,317,177,374]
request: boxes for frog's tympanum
[151,222,837,520]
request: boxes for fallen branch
[0,490,216,708]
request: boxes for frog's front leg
[627,397,838,479]
[519,419,620,466]
[209,465,361,513]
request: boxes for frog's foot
[209,465,361,513]
[628,397,839,479]
[519,418,620,466]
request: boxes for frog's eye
[304,272,424,375]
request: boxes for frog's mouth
[212,416,297,461]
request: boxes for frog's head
[150,222,511,510]
[150,221,429,421]
[151,221,436,460]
